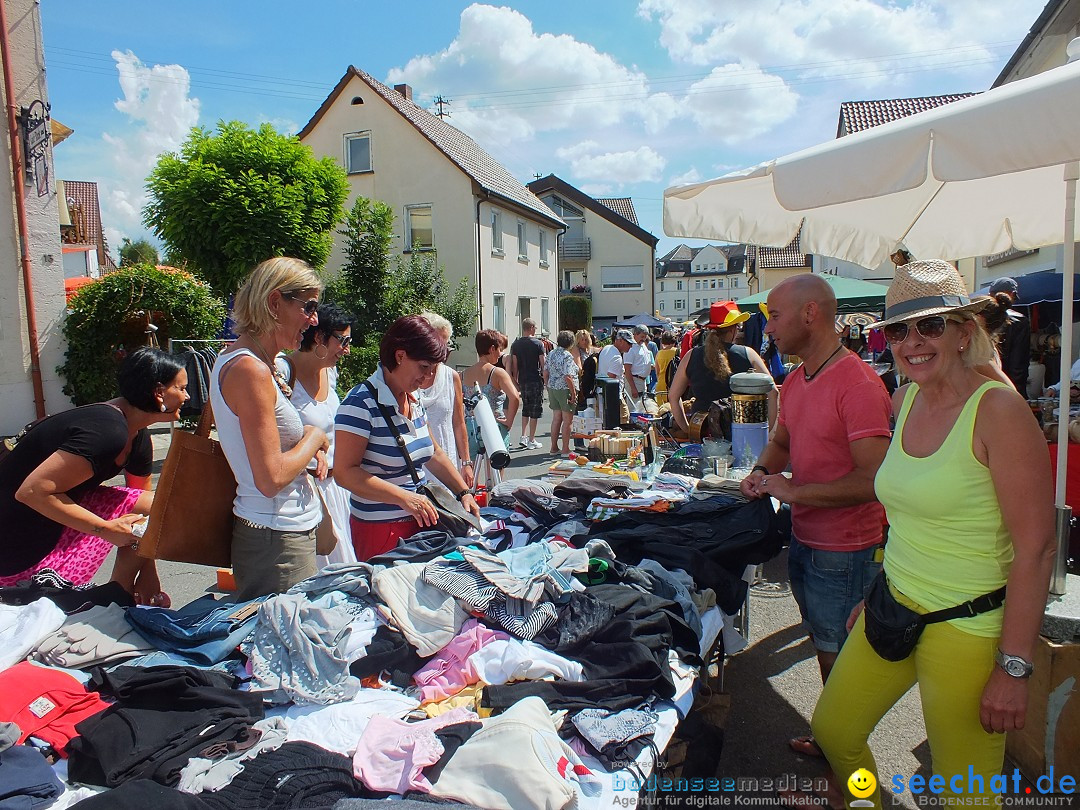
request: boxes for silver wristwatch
[995,649,1034,679]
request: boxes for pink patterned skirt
[0,486,144,587]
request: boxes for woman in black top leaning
[0,347,189,604]
[668,301,777,434]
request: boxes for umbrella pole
[1052,163,1079,597]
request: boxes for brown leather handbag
[137,401,236,568]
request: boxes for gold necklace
[249,339,293,398]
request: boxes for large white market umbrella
[665,54,1080,593]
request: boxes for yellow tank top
[875,380,1012,637]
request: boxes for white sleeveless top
[276,358,340,469]
[417,363,459,469]
[210,348,320,531]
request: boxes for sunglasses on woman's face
[282,292,319,316]
[331,332,352,348]
[883,315,958,344]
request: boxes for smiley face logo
[847,769,877,799]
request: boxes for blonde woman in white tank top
[210,258,329,601]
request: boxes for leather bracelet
[752,464,770,476]
[455,488,471,502]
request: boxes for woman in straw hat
[668,300,777,434]
[811,259,1055,809]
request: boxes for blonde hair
[703,327,735,380]
[421,311,453,341]
[575,329,591,350]
[954,311,994,368]
[233,257,322,336]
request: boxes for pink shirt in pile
[776,352,891,551]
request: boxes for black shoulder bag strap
[364,381,422,486]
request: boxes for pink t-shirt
[777,352,891,551]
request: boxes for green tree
[118,237,160,267]
[143,121,349,295]
[59,265,227,405]
[559,294,591,332]
[386,247,477,344]
[327,196,394,334]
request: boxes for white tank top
[210,348,320,531]
[417,363,459,468]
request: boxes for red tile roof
[595,197,637,225]
[63,180,103,249]
[837,94,976,137]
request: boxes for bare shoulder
[978,383,1032,423]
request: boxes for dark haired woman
[668,301,777,435]
[974,292,1019,387]
[0,347,188,604]
[461,329,520,465]
[277,302,356,566]
[336,315,480,560]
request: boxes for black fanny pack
[862,571,1006,662]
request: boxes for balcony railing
[559,238,591,261]
[560,286,592,298]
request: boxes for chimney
[394,83,413,102]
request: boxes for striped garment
[336,365,435,522]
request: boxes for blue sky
[42,0,1045,259]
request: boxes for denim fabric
[111,650,246,677]
[125,595,266,665]
[788,536,881,653]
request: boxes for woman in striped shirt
[335,316,480,560]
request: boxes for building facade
[299,68,564,351]
[526,174,657,331]
[655,243,751,318]
[0,0,69,433]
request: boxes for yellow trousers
[811,613,1004,810]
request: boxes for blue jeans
[788,536,881,653]
[125,594,266,665]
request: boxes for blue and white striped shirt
[336,365,434,522]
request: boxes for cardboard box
[1005,635,1080,780]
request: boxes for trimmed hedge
[59,265,227,405]
[559,295,591,332]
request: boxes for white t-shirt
[597,344,625,382]
[625,341,654,378]
[276,358,340,468]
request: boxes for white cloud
[684,63,799,141]
[386,3,674,145]
[556,141,667,184]
[100,50,200,244]
[259,115,300,136]
[637,0,1043,85]
[579,183,615,197]
[668,167,702,187]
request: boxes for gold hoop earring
[314,343,328,360]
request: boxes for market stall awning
[979,271,1080,305]
[736,274,886,314]
[612,313,672,328]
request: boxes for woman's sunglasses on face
[883,315,958,344]
[331,332,352,349]
[282,292,320,316]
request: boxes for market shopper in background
[669,301,776,434]
[418,312,473,490]
[507,318,546,450]
[624,325,655,412]
[812,259,1055,810]
[653,331,678,406]
[545,330,579,455]
[210,258,329,600]
[462,329,520,463]
[598,329,633,423]
[740,275,891,760]
[988,276,1031,395]
[0,347,186,604]
[335,315,479,561]
[276,302,356,567]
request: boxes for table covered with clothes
[0,475,782,810]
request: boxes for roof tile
[595,197,637,225]
[838,94,976,136]
[349,69,561,227]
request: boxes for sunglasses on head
[882,314,959,344]
[282,292,319,316]
[331,332,352,348]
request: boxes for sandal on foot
[788,735,825,758]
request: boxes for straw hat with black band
[870,259,991,330]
